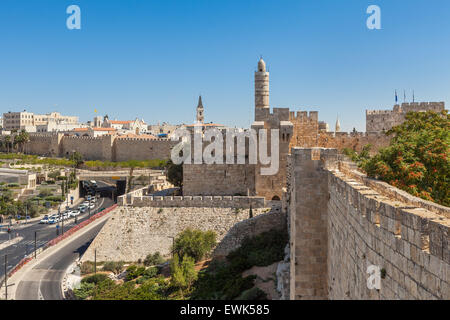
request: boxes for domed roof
[258,58,266,72]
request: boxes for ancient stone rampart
[19,133,176,161]
[288,148,449,300]
[213,206,286,258]
[81,205,277,262]
[366,102,445,133]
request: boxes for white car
[78,205,87,213]
[40,216,49,224]
[70,210,80,217]
[88,203,95,209]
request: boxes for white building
[2,110,79,132]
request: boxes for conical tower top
[258,58,266,72]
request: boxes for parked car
[70,210,80,217]
[48,218,57,224]
[78,205,87,213]
[40,216,49,224]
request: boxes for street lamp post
[4,254,7,300]
[34,231,37,259]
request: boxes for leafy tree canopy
[346,111,449,206]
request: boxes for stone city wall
[213,206,286,258]
[114,138,177,162]
[318,131,392,154]
[19,133,176,161]
[288,148,449,300]
[81,205,275,262]
[366,102,445,133]
[60,135,112,161]
[183,164,256,196]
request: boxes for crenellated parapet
[289,110,319,123]
[118,194,267,208]
[366,102,446,133]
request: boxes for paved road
[0,196,114,278]
[15,221,107,300]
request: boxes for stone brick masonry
[288,148,449,300]
[81,205,282,262]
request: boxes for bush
[80,261,95,275]
[173,229,217,263]
[102,261,125,274]
[191,229,288,300]
[38,188,53,198]
[82,273,109,285]
[44,196,64,202]
[227,229,288,273]
[170,254,198,290]
[235,286,268,300]
[125,265,146,281]
[73,282,95,300]
[144,252,165,266]
[143,266,158,278]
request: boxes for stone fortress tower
[252,58,293,200]
[196,95,204,124]
[254,58,270,121]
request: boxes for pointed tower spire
[335,115,341,133]
[196,95,204,124]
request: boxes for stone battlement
[289,110,318,122]
[63,135,109,141]
[366,102,445,115]
[119,194,267,208]
[366,101,446,133]
[29,133,57,138]
[116,137,171,142]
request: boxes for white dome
[258,58,266,72]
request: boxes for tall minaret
[255,58,269,120]
[196,95,204,124]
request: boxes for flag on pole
[395,90,398,103]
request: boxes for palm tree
[18,130,29,153]
[4,135,11,153]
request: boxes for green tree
[48,170,61,181]
[69,151,84,168]
[144,252,165,266]
[172,229,217,263]
[166,159,183,188]
[360,110,449,206]
[180,255,198,290]
[170,254,186,289]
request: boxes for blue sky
[0,0,449,131]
